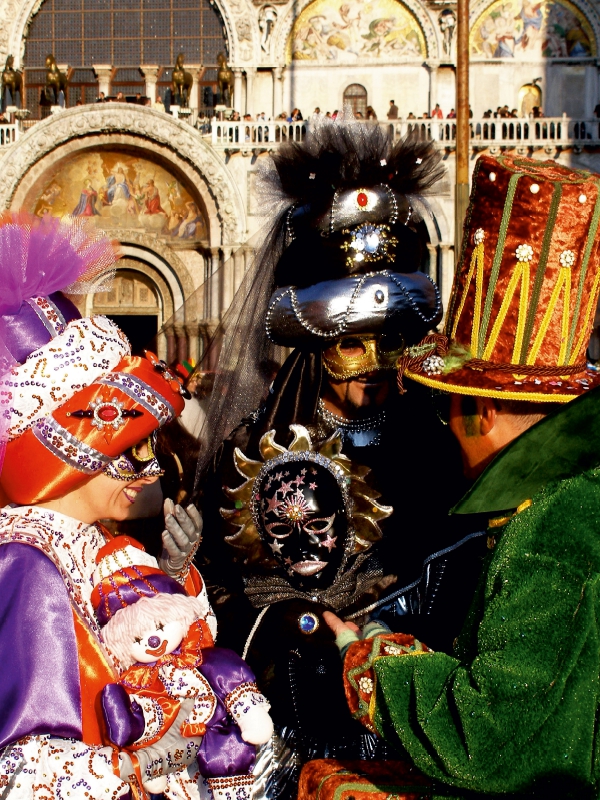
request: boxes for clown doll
[94,538,274,800]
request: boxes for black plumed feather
[267,123,444,219]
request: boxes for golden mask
[322,333,405,380]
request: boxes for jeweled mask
[221,425,393,582]
[251,454,349,590]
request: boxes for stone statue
[217,53,234,108]
[172,52,193,107]
[439,9,456,58]
[1,55,23,110]
[259,6,277,53]
[44,54,67,105]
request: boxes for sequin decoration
[342,223,398,269]
[298,611,320,634]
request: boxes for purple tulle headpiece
[0,211,120,472]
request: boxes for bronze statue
[172,52,194,107]
[1,55,23,110]
[217,52,234,107]
[44,54,67,105]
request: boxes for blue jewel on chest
[298,612,320,634]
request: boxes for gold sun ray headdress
[220,424,392,566]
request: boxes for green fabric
[371,468,600,796]
[453,385,600,515]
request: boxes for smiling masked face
[254,459,348,590]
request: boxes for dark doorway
[107,314,158,356]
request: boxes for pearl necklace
[317,399,385,446]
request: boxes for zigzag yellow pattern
[527,267,571,366]
[482,260,530,362]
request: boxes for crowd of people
[3,116,600,800]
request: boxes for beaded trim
[265,270,442,342]
[27,295,67,337]
[317,399,386,435]
[99,372,175,425]
[208,775,255,790]
[224,681,262,715]
[249,450,350,533]
[32,416,111,473]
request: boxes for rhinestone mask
[102,433,164,482]
[252,455,349,590]
[323,333,405,380]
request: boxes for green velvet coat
[369,388,600,797]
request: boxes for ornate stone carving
[0,104,245,244]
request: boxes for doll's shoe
[207,775,254,800]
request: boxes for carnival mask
[322,333,405,380]
[221,425,393,590]
[253,458,348,590]
[103,433,165,481]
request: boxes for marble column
[439,243,454,314]
[156,330,168,363]
[140,65,160,103]
[166,326,177,365]
[93,65,113,97]
[175,325,187,364]
[186,322,201,365]
[425,60,440,117]
[221,246,234,317]
[210,247,221,323]
[233,69,244,114]
[273,66,284,118]
[187,65,202,110]
[233,248,245,293]
[245,68,256,116]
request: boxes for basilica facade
[0,0,599,363]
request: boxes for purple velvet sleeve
[101,683,145,747]
[199,648,256,695]
[0,543,82,748]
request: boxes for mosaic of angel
[471,0,595,58]
[289,0,425,63]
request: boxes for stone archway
[0,104,247,245]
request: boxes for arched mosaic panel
[28,150,209,244]
[470,0,596,58]
[286,0,426,63]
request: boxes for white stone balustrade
[211,119,307,148]
[1,111,599,152]
[0,124,19,146]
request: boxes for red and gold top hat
[401,154,600,401]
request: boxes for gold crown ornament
[400,154,600,401]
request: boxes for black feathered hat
[262,122,446,347]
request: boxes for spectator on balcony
[431,103,443,118]
[153,97,165,113]
[332,109,339,120]
[510,108,519,117]
[387,99,399,119]
[96,91,106,103]
[115,91,125,102]
[482,109,492,118]
[366,105,377,120]
[291,108,303,121]
[447,108,456,118]
[407,111,416,119]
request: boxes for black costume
[195,122,488,798]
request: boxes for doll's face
[255,460,348,590]
[129,618,187,664]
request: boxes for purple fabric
[197,648,258,777]
[0,292,80,363]
[101,683,145,747]
[95,572,187,626]
[0,543,82,747]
